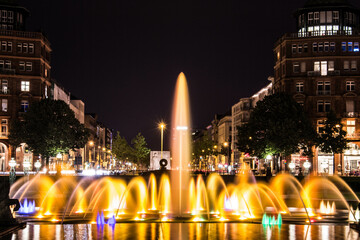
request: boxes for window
[317,120,326,133]
[328,61,334,71]
[7,42,11,52]
[346,100,355,114]
[17,43,21,53]
[0,60,4,69]
[342,42,347,52]
[324,42,329,52]
[320,11,326,23]
[5,61,10,69]
[21,81,30,92]
[25,62,32,71]
[351,61,357,71]
[333,11,339,23]
[347,120,356,137]
[29,43,34,54]
[1,80,7,94]
[314,61,321,72]
[1,10,6,23]
[1,119,8,137]
[296,82,304,92]
[1,99,7,112]
[313,43,318,52]
[348,42,353,52]
[304,43,308,53]
[23,43,28,53]
[1,41,6,52]
[19,61,25,71]
[317,101,324,112]
[8,11,13,23]
[314,12,320,24]
[330,42,335,52]
[355,42,360,52]
[21,100,29,112]
[292,44,297,54]
[308,12,314,25]
[326,11,332,23]
[319,42,324,52]
[298,44,302,53]
[301,62,306,72]
[347,81,355,91]
[321,61,328,76]
[293,62,300,73]
[317,81,331,95]
[344,61,350,70]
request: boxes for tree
[112,131,133,163]
[192,132,217,170]
[237,93,317,171]
[131,132,151,167]
[9,99,89,168]
[317,111,348,173]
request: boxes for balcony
[317,90,331,95]
[346,132,360,139]
[307,71,321,77]
[0,29,50,45]
[344,112,359,118]
[0,68,15,75]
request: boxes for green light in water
[262,213,282,226]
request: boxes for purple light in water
[96,211,106,225]
[18,199,36,214]
[107,215,116,225]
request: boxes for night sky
[17,0,360,150]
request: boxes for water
[8,223,359,240]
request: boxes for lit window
[347,120,355,136]
[1,119,7,137]
[342,42,347,52]
[355,42,360,52]
[1,80,8,94]
[21,100,29,112]
[308,12,314,25]
[29,43,34,54]
[301,62,306,72]
[19,61,25,71]
[293,62,300,73]
[21,81,30,92]
[328,61,334,71]
[25,62,32,71]
[314,61,320,72]
[320,11,326,24]
[330,42,335,52]
[296,82,304,92]
[313,43,318,52]
[326,11,332,23]
[351,61,357,71]
[321,61,328,76]
[346,81,355,91]
[344,61,350,70]
[348,42,353,52]
[1,99,7,112]
[317,120,325,133]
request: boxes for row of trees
[237,93,347,171]
[112,132,151,167]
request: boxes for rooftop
[304,0,352,7]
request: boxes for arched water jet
[148,174,158,211]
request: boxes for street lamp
[23,160,31,176]
[159,122,166,158]
[289,162,296,174]
[34,160,41,173]
[303,160,311,175]
[9,158,16,185]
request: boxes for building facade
[0,0,51,171]
[273,0,360,174]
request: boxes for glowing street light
[159,122,166,158]
[34,160,41,173]
[23,160,31,176]
[9,158,16,185]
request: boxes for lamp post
[289,162,296,175]
[159,122,166,158]
[23,159,31,176]
[9,158,16,185]
[34,160,41,173]
[303,160,311,175]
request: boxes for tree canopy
[237,93,317,159]
[131,132,151,166]
[112,131,133,162]
[9,99,89,164]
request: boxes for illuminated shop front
[344,143,360,174]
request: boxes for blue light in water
[97,211,106,225]
[18,199,36,214]
[107,215,116,225]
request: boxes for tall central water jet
[171,72,191,217]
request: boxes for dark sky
[17,0,360,150]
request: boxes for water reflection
[9,223,359,240]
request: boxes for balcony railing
[344,112,359,118]
[0,29,50,45]
[317,90,331,95]
[328,70,340,76]
[347,133,360,138]
[276,31,360,45]
[0,68,15,75]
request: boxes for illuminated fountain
[8,73,360,226]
